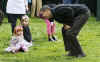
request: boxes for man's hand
[63,24,71,30]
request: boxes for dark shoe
[76,54,86,58]
[67,52,75,56]
[52,36,57,41]
[67,52,86,57]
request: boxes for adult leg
[62,27,71,51]
[7,14,17,33]
[31,0,36,17]
[65,30,85,57]
[36,0,42,16]
[64,13,89,57]
[0,10,4,25]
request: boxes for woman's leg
[7,14,17,34]
[36,0,42,16]
[31,0,36,17]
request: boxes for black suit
[50,4,90,56]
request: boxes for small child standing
[40,4,57,41]
[45,18,57,41]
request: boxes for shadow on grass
[0,50,13,55]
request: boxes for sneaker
[52,36,57,41]
[48,38,54,41]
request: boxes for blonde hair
[21,15,29,22]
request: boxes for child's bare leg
[48,34,54,41]
[51,23,57,41]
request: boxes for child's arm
[10,36,18,46]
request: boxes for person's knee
[65,30,76,37]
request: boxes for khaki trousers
[31,0,42,17]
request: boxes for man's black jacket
[50,4,89,26]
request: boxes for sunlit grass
[0,17,100,62]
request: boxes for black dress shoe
[67,52,86,57]
[67,52,75,56]
[75,53,86,58]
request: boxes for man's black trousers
[62,12,90,55]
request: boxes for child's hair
[14,26,23,35]
[39,5,51,18]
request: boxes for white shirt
[6,0,28,14]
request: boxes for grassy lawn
[0,17,100,62]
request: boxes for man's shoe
[67,52,75,56]
[76,54,86,58]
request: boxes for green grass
[0,17,100,62]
